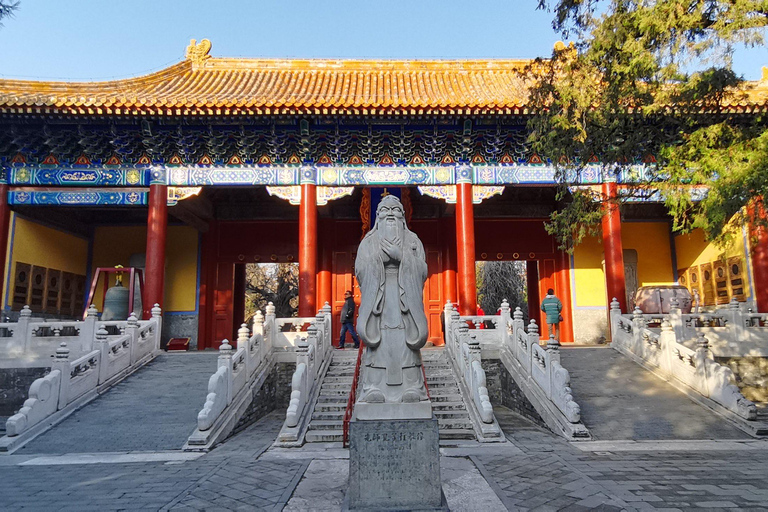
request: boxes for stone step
[433,409,471,419]
[312,411,346,421]
[318,395,351,403]
[323,376,355,383]
[321,383,354,391]
[318,389,351,397]
[438,428,476,440]
[305,430,344,443]
[430,401,468,411]
[314,403,347,412]
[438,418,474,428]
[428,389,461,397]
[308,419,344,430]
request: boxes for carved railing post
[450,305,461,358]
[151,304,163,351]
[547,334,560,362]
[126,312,139,365]
[499,299,510,346]
[315,310,326,358]
[725,297,747,342]
[306,322,318,381]
[527,319,539,348]
[265,302,276,354]
[669,297,684,341]
[252,310,264,336]
[659,320,675,374]
[443,300,453,349]
[53,342,71,410]
[237,323,249,351]
[457,320,469,374]
[218,340,234,404]
[96,325,110,385]
[11,305,32,353]
[80,304,98,353]
[609,297,621,342]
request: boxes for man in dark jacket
[338,290,360,349]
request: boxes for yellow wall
[572,222,676,307]
[623,222,675,286]
[3,213,89,308]
[573,235,606,307]
[674,228,747,268]
[92,225,198,312]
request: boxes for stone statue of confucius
[355,194,429,406]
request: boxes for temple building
[0,39,766,349]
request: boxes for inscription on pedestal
[348,417,442,510]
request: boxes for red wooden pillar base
[144,182,168,319]
[602,181,627,313]
[456,182,477,315]
[299,182,317,317]
[749,201,768,312]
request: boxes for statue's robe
[355,226,428,389]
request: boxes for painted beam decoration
[3,162,660,187]
[8,190,146,206]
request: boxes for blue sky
[0,0,765,81]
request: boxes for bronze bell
[102,272,130,321]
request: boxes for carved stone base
[347,416,444,510]
[354,400,432,420]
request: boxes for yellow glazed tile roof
[0,39,765,117]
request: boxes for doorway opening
[244,263,299,324]
[476,260,529,322]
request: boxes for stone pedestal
[348,416,444,511]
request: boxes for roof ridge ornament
[186,39,212,66]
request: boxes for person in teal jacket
[540,288,563,341]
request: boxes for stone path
[2,407,768,510]
[560,345,750,441]
[17,352,218,454]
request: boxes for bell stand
[83,267,145,320]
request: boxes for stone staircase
[304,347,475,443]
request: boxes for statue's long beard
[382,218,403,242]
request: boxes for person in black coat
[338,290,360,349]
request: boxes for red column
[556,250,574,343]
[526,260,540,325]
[442,219,457,304]
[0,182,10,301]
[749,201,768,312]
[318,222,332,309]
[144,181,168,319]
[299,182,317,317]
[456,181,477,315]
[602,181,627,313]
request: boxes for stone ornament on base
[347,195,443,510]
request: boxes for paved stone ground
[560,345,750,440]
[1,407,768,510]
[17,352,218,454]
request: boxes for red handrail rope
[342,343,365,448]
[421,359,431,400]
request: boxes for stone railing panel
[65,350,101,406]
[197,365,229,431]
[610,299,757,421]
[5,369,62,436]
[96,326,131,385]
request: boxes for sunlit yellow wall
[572,222,675,308]
[573,235,606,307]
[674,228,747,268]
[622,222,675,286]
[92,225,198,312]
[3,213,89,308]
